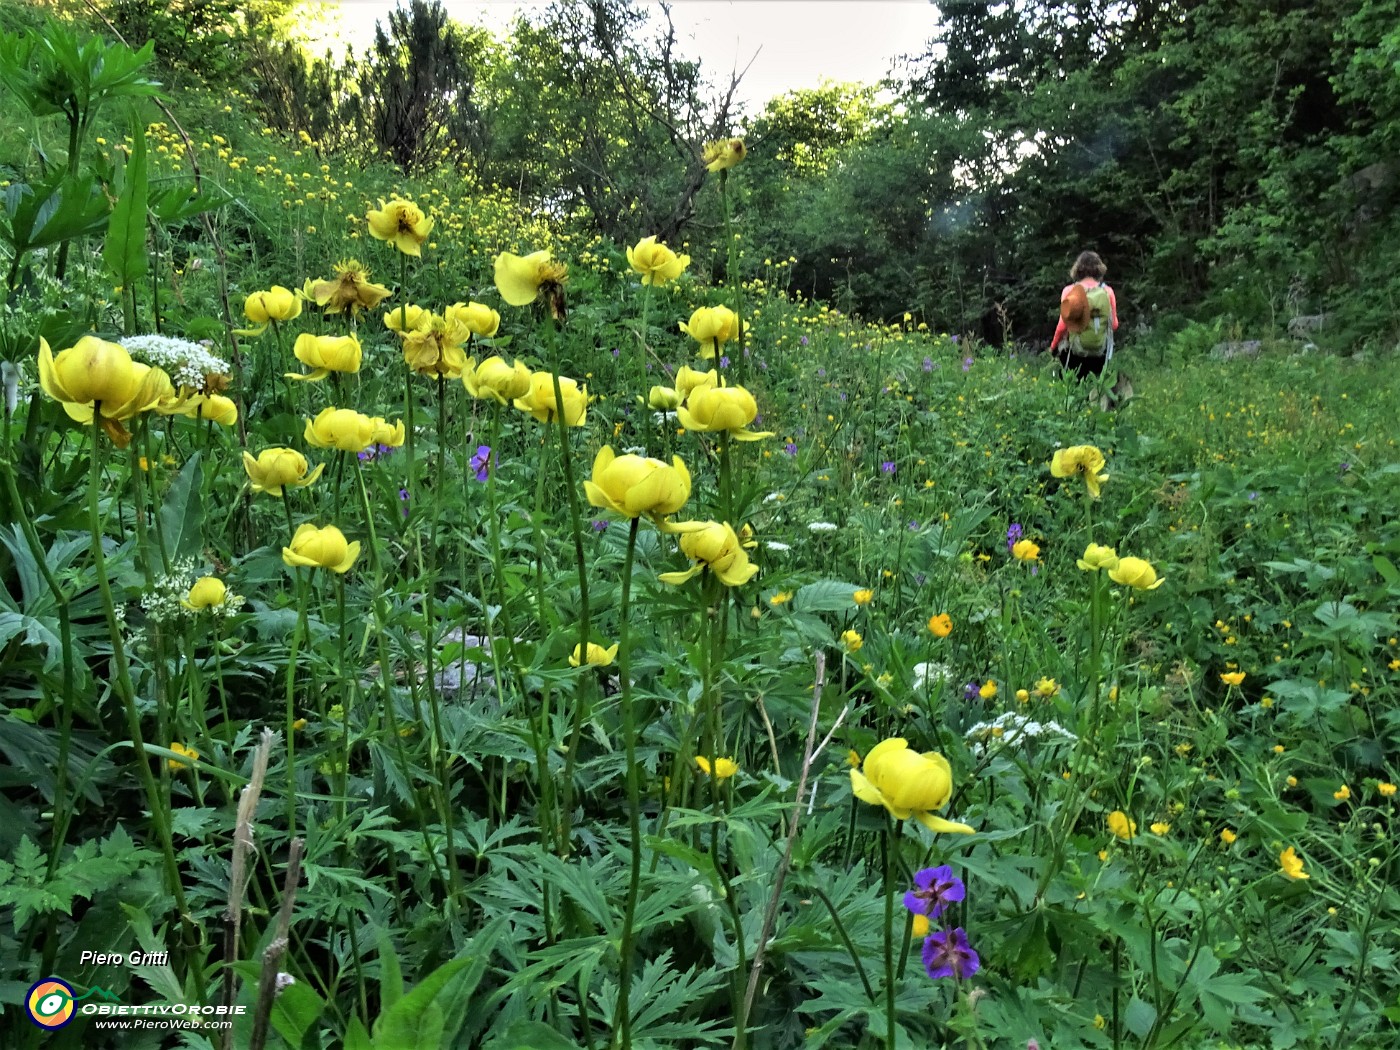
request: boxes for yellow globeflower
[243,286,302,327]
[679,305,742,360]
[849,737,974,834]
[445,301,501,338]
[583,446,692,519]
[647,385,682,411]
[1077,543,1120,571]
[677,384,773,441]
[568,641,619,667]
[1279,846,1309,880]
[304,407,377,452]
[182,576,226,610]
[702,137,746,172]
[695,756,739,779]
[38,335,143,415]
[366,198,434,256]
[463,355,532,404]
[368,417,406,448]
[658,520,759,588]
[494,249,568,307]
[287,333,362,382]
[167,741,199,771]
[282,523,361,573]
[243,448,325,497]
[674,365,717,401]
[927,613,953,638]
[309,259,393,316]
[1108,556,1165,591]
[400,316,469,379]
[1050,445,1109,498]
[1107,810,1137,840]
[383,303,433,333]
[1011,538,1040,562]
[627,235,690,286]
[178,393,239,427]
[513,372,589,426]
[1220,828,1238,845]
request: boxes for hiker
[1049,251,1119,378]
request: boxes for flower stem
[283,571,313,836]
[883,820,897,1049]
[613,516,643,1049]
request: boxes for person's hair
[1070,251,1107,282]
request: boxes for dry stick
[220,728,275,1050]
[248,837,305,1050]
[734,653,847,1049]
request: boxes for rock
[1287,314,1328,339]
[1209,340,1261,361]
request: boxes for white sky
[315,1,940,110]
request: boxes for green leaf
[1124,996,1157,1038]
[482,1020,582,1050]
[376,930,403,1013]
[372,957,472,1048]
[344,1017,373,1050]
[103,111,149,289]
[158,452,203,564]
[793,580,866,613]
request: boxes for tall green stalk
[612,517,643,1049]
[882,821,898,1049]
[86,413,191,937]
[283,573,313,836]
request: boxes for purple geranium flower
[784,442,798,456]
[962,356,974,372]
[470,445,491,482]
[1006,522,1023,552]
[963,680,980,702]
[922,356,934,372]
[719,355,731,368]
[904,865,965,919]
[881,461,896,475]
[591,519,609,532]
[922,927,980,980]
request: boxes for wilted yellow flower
[675,365,717,401]
[1333,784,1350,801]
[648,385,682,410]
[168,741,199,771]
[304,407,377,452]
[1220,671,1246,686]
[310,259,393,315]
[444,301,501,338]
[769,590,793,606]
[366,197,433,256]
[1279,846,1309,880]
[513,372,589,426]
[979,680,997,700]
[1050,445,1109,498]
[1077,543,1120,571]
[1011,538,1040,562]
[243,286,302,329]
[627,235,690,286]
[494,249,568,308]
[1107,810,1137,840]
[569,641,619,667]
[849,737,974,834]
[1035,677,1059,698]
[677,383,773,441]
[463,355,532,403]
[695,756,739,779]
[282,523,361,573]
[1150,822,1171,835]
[383,303,433,333]
[658,520,759,587]
[853,588,874,606]
[1109,556,1165,591]
[841,629,863,652]
[182,576,226,610]
[242,447,325,497]
[1220,828,1238,844]
[287,333,362,382]
[702,137,746,172]
[583,446,692,519]
[927,613,953,638]
[680,305,742,360]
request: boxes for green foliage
[0,827,153,933]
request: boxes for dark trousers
[1056,350,1107,379]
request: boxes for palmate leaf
[103,111,149,289]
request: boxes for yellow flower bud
[281,523,361,573]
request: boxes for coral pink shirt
[1050,278,1119,351]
